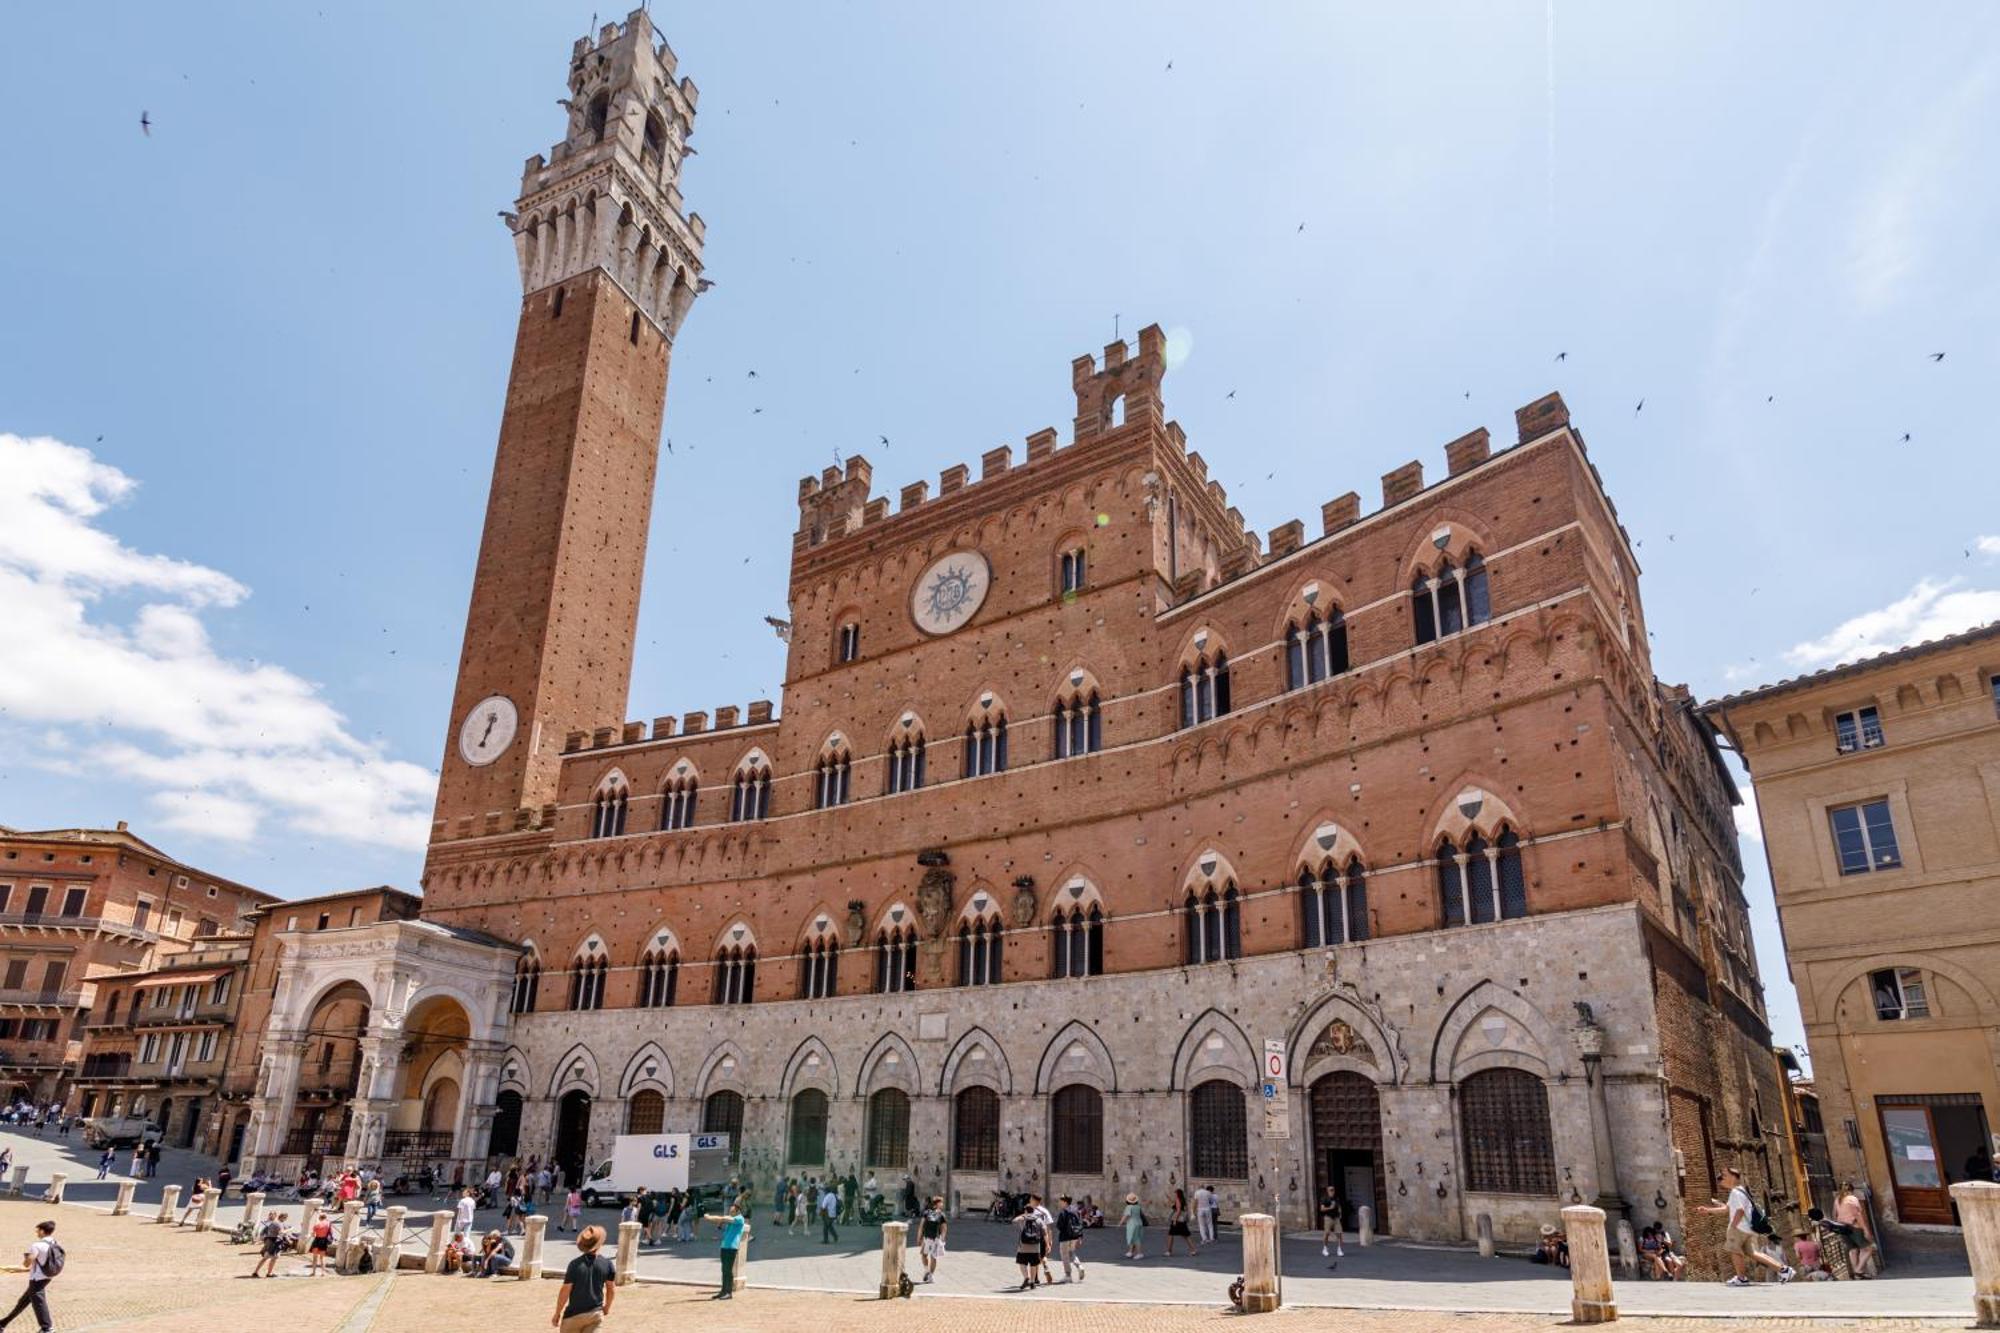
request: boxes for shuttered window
[1460,1068,1556,1195]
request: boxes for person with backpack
[916,1195,948,1282]
[0,1220,61,1333]
[1054,1194,1086,1283]
[252,1210,287,1278]
[1698,1168,1794,1286]
[1012,1201,1047,1289]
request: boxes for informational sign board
[1262,1038,1290,1139]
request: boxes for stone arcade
[248,8,1790,1245]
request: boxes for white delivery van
[579,1132,732,1207]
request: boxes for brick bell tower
[431,10,705,841]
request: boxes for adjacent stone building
[0,822,274,1107]
[243,7,1792,1245]
[1705,621,2000,1230]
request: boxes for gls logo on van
[650,1143,682,1160]
[693,1134,725,1151]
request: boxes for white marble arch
[694,1040,750,1099]
[1430,979,1565,1083]
[1289,988,1404,1087]
[1170,1007,1258,1091]
[779,1035,839,1099]
[618,1041,675,1098]
[1034,1019,1117,1094]
[938,1025,1013,1096]
[548,1041,602,1098]
[856,1030,921,1098]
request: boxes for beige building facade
[1706,622,2000,1229]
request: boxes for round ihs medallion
[910,550,991,635]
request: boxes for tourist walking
[1318,1185,1345,1259]
[561,1187,582,1235]
[819,1182,840,1244]
[1833,1185,1878,1277]
[363,1176,382,1225]
[1166,1187,1196,1256]
[95,1148,114,1181]
[917,1195,947,1282]
[1193,1182,1218,1245]
[252,1211,286,1278]
[1698,1169,1793,1286]
[0,1219,60,1333]
[1055,1194,1086,1283]
[305,1210,335,1276]
[453,1187,477,1237]
[700,1202,751,1300]
[1011,1201,1047,1289]
[1121,1192,1144,1259]
[177,1177,209,1226]
[552,1224,616,1331]
[1031,1194,1056,1284]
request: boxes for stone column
[519,1213,548,1280]
[44,1172,66,1204]
[1951,1181,2000,1328]
[1357,1203,1374,1246]
[337,1200,362,1273]
[196,1187,220,1232]
[424,1210,450,1274]
[243,1190,266,1226]
[877,1220,908,1299]
[378,1205,406,1272]
[513,226,534,291]
[615,1219,640,1285]
[1562,1203,1616,1324]
[244,1037,308,1174]
[1574,1021,1626,1219]
[452,1044,506,1170]
[157,1184,182,1223]
[1476,1213,1494,1258]
[591,198,624,278]
[1615,1219,1638,1276]
[113,1180,138,1215]
[8,1164,27,1196]
[296,1199,320,1251]
[1239,1212,1280,1313]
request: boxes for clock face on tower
[458,695,520,767]
[910,550,991,636]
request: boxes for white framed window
[1829,799,1901,875]
[837,622,861,664]
[1059,547,1087,596]
[1871,967,1929,1021]
[207,974,231,1006]
[1834,706,1884,754]
[139,1033,160,1063]
[196,1030,217,1062]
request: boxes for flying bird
[1165,60,1173,70]
[1900,432,1911,443]
[1554,352,1567,362]
[139,111,151,136]
[1225,390,1236,399]
[664,439,673,454]
[878,434,890,446]
[1296,222,1305,233]
[752,407,763,414]
[1929,352,1945,362]
[1635,399,1644,413]
[747,369,758,378]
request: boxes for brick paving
[0,1195,1975,1332]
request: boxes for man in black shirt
[551,1224,616,1331]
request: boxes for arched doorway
[490,1091,523,1159]
[1309,1071,1388,1234]
[289,980,371,1169]
[554,1089,592,1186]
[422,1079,461,1134]
[180,1097,203,1149]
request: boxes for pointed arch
[939,1024,1014,1096]
[857,1030,922,1097]
[619,1042,675,1098]
[961,686,1010,778]
[1170,1007,1258,1091]
[1430,979,1565,1084]
[695,1039,750,1099]
[728,748,773,821]
[1035,1019,1118,1094]
[779,1035,840,1099]
[548,1041,601,1098]
[497,1045,534,1096]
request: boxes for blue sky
[4,3,1998,1055]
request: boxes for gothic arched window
[886,731,926,795]
[510,953,541,1015]
[799,933,840,1000]
[1184,882,1241,964]
[568,944,607,1012]
[1053,688,1101,759]
[659,774,698,831]
[963,713,1008,778]
[1052,903,1103,979]
[1179,649,1231,728]
[876,923,918,994]
[814,744,851,810]
[713,943,757,1005]
[1300,856,1369,947]
[957,911,1003,987]
[1413,552,1492,645]
[639,944,679,1008]
[590,776,629,839]
[1059,546,1087,596]
[1286,609,1350,689]
[729,757,771,822]
[1439,828,1527,927]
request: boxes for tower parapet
[507,8,705,338]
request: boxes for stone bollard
[1951,1181,2000,1327]
[44,1172,67,1204]
[114,1180,138,1216]
[737,1234,750,1291]
[424,1211,450,1274]
[1239,1212,1280,1313]
[1357,1203,1374,1247]
[379,1206,407,1273]
[1616,1219,1638,1277]
[337,1200,362,1273]
[877,1220,908,1299]
[1476,1213,1495,1259]
[520,1213,547,1280]
[8,1164,28,1197]
[296,1199,320,1251]
[1562,1204,1617,1324]
[157,1184,182,1223]
[243,1190,267,1229]
[196,1187,220,1232]
[616,1220,640,1285]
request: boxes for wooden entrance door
[1309,1071,1388,1234]
[1878,1103,1951,1225]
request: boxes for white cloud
[1733,781,1763,845]
[1975,534,2000,559]
[1847,59,1994,308]
[1784,576,2000,671]
[0,433,435,849]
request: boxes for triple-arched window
[877,922,918,994]
[729,758,772,822]
[1299,856,1369,946]
[1286,609,1350,689]
[799,933,840,1000]
[886,731,926,795]
[1185,882,1242,964]
[1179,649,1231,728]
[659,774,697,831]
[568,944,607,1012]
[713,943,756,1005]
[964,713,1008,778]
[590,777,629,839]
[639,944,678,1008]
[1412,553,1491,644]
[1052,903,1103,978]
[1053,688,1101,759]
[510,954,541,1015]
[1437,829,1528,926]
[814,744,852,809]
[957,911,1003,987]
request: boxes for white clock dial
[910,550,991,636]
[458,695,519,767]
